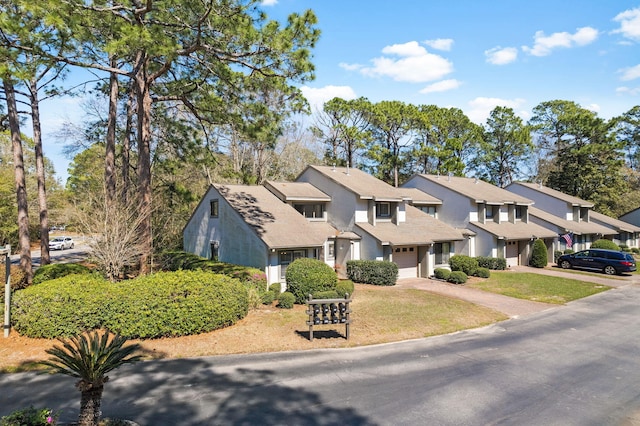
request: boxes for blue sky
[37,0,640,181]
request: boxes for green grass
[468,271,611,304]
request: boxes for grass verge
[467,271,610,304]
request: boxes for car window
[625,253,635,262]
[575,251,589,258]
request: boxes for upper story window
[376,202,391,218]
[418,206,436,217]
[294,203,325,219]
[485,205,495,219]
[210,199,219,218]
[579,207,589,221]
[515,205,523,220]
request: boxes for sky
[35,0,640,182]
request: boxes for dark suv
[557,249,636,275]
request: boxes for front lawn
[467,271,611,304]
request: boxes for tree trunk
[134,53,152,275]
[29,77,50,266]
[78,384,104,426]
[4,78,33,283]
[121,85,135,204]
[105,58,119,204]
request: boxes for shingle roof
[528,206,615,236]
[355,205,464,245]
[304,165,403,201]
[215,184,336,249]
[590,210,640,233]
[264,181,331,202]
[509,182,594,207]
[395,187,442,205]
[415,174,533,205]
[470,220,558,240]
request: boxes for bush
[335,280,354,298]
[269,283,282,294]
[633,248,640,255]
[312,290,340,299]
[475,267,491,278]
[32,263,92,285]
[261,291,275,305]
[0,406,58,426]
[591,239,620,251]
[447,271,468,284]
[0,264,28,292]
[530,239,548,268]
[346,260,398,286]
[11,270,249,339]
[276,291,295,309]
[285,258,338,304]
[449,255,478,276]
[475,256,506,270]
[433,268,451,280]
[563,249,574,254]
[554,250,563,263]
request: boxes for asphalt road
[2,282,640,425]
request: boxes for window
[418,206,436,217]
[376,202,391,218]
[485,205,494,219]
[294,203,325,219]
[435,242,450,265]
[515,206,523,220]
[328,242,335,257]
[279,250,306,279]
[210,199,219,218]
[210,241,219,261]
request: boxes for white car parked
[49,236,74,250]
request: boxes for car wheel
[70,243,74,249]
[604,265,617,275]
[560,260,571,269]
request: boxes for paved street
[2,276,640,425]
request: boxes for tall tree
[365,100,417,187]
[473,106,533,187]
[612,105,640,170]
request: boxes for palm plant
[41,330,142,426]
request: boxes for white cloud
[419,79,461,94]
[584,103,601,113]
[339,62,362,71]
[466,97,526,124]
[300,85,357,113]
[619,64,640,81]
[424,38,454,51]
[617,86,640,95]
[612,7,640,42]
[261,0,278,6]
[522,26,598,56]
[358,41,453,83]
[485,47,518,65]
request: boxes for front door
[506,240,519,267]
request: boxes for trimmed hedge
[347,260,398,286]
[591,239,620,251]
[475,256,507,270]
[447,271,468,284]
[32,263,92,285]
[449,255,478,276]
[434,268,451,280]
[286,258,338,304]
[11,270,248,339]
[158,250,267,289]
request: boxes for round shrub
[0,264,28,291]
[591,239,620,251]
[11,275,112,338]
[32,263,92,285]
[449,255,478,276]
[261,291,276,305]
[475,267,490,278]
[530,239,548,268]
[103,270,248,338]
[285,258,338,304]
[269,283,282,294]
[347,260,398,286]
[335,280,354,298]
[434,268,451,280]
[276,291,295,309]
[313,290,340,299]
[447,271,468,284]
[563,249,574,254]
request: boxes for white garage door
[394,246,417,279]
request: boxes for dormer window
[376,202,391,218]
[418,206,436,217]
[515,206,523,220]
[485,205,495,219]
[294,203,325,219]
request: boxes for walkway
[396,265,639,318]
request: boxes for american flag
[562,233,573,248]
